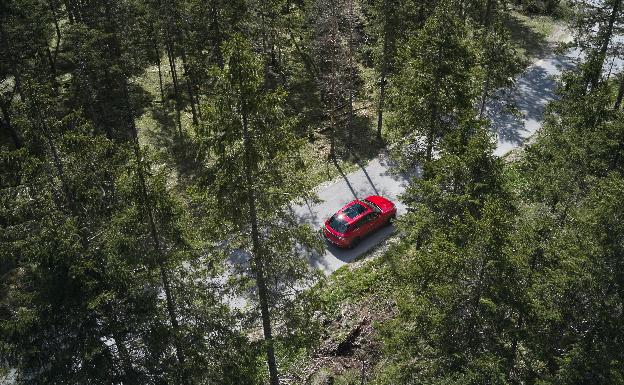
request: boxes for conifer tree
[195,35,320,385]
[390,2,478,166]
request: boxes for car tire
[387,214,396,226]
[349,237,360,249]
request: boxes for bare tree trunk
[47,0,62,71]
[289,33,319,80]
[111,329,140,385]
[241,101,280,385]
[125,83,190,385]
[377,18,389,142]
[483,0,494,31]
[466,258,486,350]
[426,70,440,163]
[194,85,203,120]
[507,249,539,377]
[376,68,386,142]
[328,0,339,161]
[63,0,75,23]
[151,26,165,102]
[165,34,183,135]
[479,65,491,119]
[103,0,189,375]
[346,0,355,149]
[458,0,465,22]
[44,128,74,213]
[180,46,198,125]
[210,2,224,69]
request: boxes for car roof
[336,200,372,224]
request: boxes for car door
[366,212,383,233]
[357,212,379,237]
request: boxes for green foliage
[511,0,561,15]
[3,0,622,384]
[368,65,624,384]
[389,2,479,165]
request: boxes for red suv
[323,195,397,249]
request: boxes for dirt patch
[291,296,397,384]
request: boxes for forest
[1,0,623,384]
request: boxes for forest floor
[130,9,565,195]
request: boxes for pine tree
[194,35,321,385]
[390,2,478,166]
[569,0,623,91]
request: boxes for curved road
[296,41,580,275]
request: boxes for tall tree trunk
[328,1,339,161]
[483,0,494,31]
[289,33,319,80]
[151,27,165,102]
[210,2,224,69]
[427,60,441,163]
[31,100,75,214]
[125,83,190,385]
[346,0,355,150]
[165,34,183,135]
[241,102,280,385]
[479,65,492,119]
[588,0,621,90]
[377,21,389,142]
[194,85,203,120]
[111,329,140,385]
[466,258,487,351]
[180,46,199,125]
[103,0,189,375]
[507,248,540,377]
[47,0,62,70]
[458,0,465,22]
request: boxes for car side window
[360,213,375,226]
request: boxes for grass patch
[504,10,560,61]
[134,55,385,191]
[280,246,403,382]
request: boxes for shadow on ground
[487,52,577,150]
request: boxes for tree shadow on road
[486,53,577,147]
[331,155,359,200]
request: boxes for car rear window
[328,214,349,233]
[342,203,367,219]
[363,199,381,213]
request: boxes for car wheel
[387,214,396,226]
[349,237,360,249]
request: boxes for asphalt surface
[296,45,583,275]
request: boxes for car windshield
[363,199,381,213]
[342,202,368,219]
[328,214,349,233]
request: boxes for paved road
[292,155,413,273]
[295,46,582,275]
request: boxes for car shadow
[307,224,396,274]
